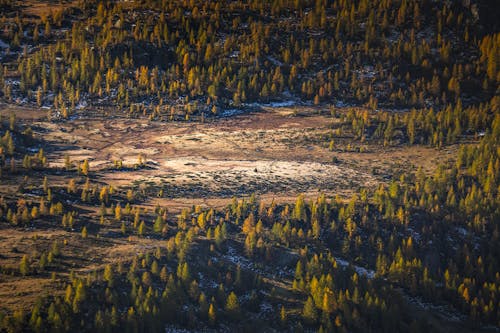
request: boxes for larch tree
[225,292,240,320]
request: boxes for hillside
[0,0,499,332]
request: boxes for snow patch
[222,246,256,272]
[407,227,421,243]
[455,227,468,237]
[335,257,376,279]
[219,108,246,117]
[334,100,354,108]
[259,302,273,314]
[197,271,218,289]
[404,293,466,323]
[164,326,198,333]
[247,100,297,108]
[266,56,283,66]
[75,100,88,110]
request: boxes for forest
[0,0,499,332]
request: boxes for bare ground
[2,105,455,208]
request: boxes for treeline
[331,95,498,147]
[0,111,48,178]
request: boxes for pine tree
[302,296,317,325]
[104,264,114,287]
[64,284,73,304]
[160,266,168,282]
[225,292,240,320]
[208,303,216,326]
[73,281,86,313]
[81,226,88,238]
[19,255,29,276]
[9,112,15,131]
[142,271,152,286]
[36,87,43,107]
[81,159,89,176]
[312,218,321,239]
[242,212,255,234]
[181,262,191,283]
[115,203,122,221]
[153,215,164,233]
[292,195,306,221]
[280,305,287,327]
[138,221,146,236]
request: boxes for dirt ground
[1,104,455,210]
[6,0,77,18]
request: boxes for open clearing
[1,104,455,210]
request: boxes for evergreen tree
[225,292,240,320]
[19,255,29,276]
[302,296,318,325]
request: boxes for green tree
[312,217,321,239]
[142,271,152,286]
[153,215,164,233]
[73,281,86,313]
[292,194,307,221]
[81,226,88,239]
[208,303,216,326]
[9,112,15,131]
[115,203,122,221]
[81,159,89,176]
[64,154,72,171]
[138,221,146,236]
[104,264,114,287]
[19,255,29,276]
[302,296,317,325]
[225,292,240,320]
[64,284,73,304]
[280,305,287,327]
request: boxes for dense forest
[0,0,499,332]
[0,0,498,116]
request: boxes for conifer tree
[225,292,240,320]
[302,296,318,325]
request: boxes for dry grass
[7,0,78,19]
[2,104,454,201]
